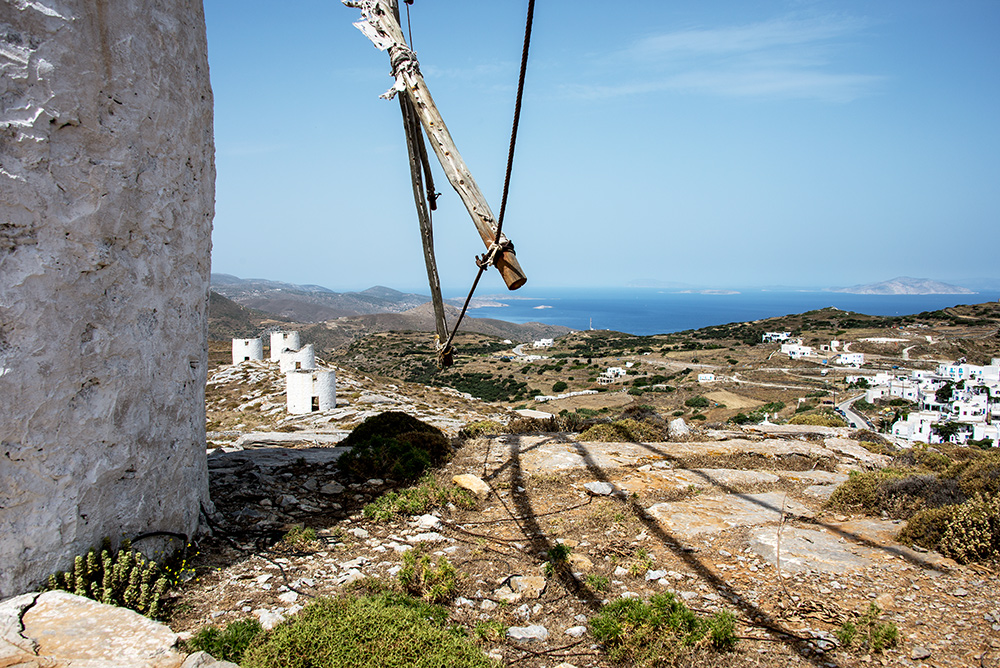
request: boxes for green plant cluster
[187,618,264,663]
[901,493,1000,563]
[398,549,458,603]
[240,594,495,668]
[579,419,665,443]
[835,603,899,653]
[684,396,710,408]
[788,411,847,427]
[338,412,449,481]
[589,593,737,667]
[458,420,505,438]
[45,538,169,618]
[431,371,530,402]
[828,448,1000,563]
[279,525,319,550]
[729,401,786,425]
[363,474,476,521]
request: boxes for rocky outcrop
[0,0,215,596]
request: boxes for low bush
[897,504,956,550]
[363,474,476,521]
[953,451,1000,497]
[398,550,458,604]
[279,525,319,551]
[338,412,448,481]
[826,469,963,519]
[836,603,899,653]
[458,420,504,439]
[242,595,496,668]
[938,494,1000,563]
[579,419,665,443]
[788,412,847,427]
[187,618,264,663]
[684,396,710,408]
[589,593,737,666]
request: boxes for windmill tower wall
[232,338,264,364]
[286,370,337,414]
[270,331,301,361]
[0,0,215,596]
[279,344,316,374]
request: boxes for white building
[270,331,301,361]
[286,369,336,414]
[781,343,813,359]
[597,367,628,385]
[836,352,865,367]
[891,411,941,443]
[532,338,554,348]
[232,338,263,365]
[697,373,715,383]
[971,423,1000,444]
[279,343,316,374]
[762,331,792,343]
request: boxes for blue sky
[204,1,999,294]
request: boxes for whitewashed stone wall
[0,0,215,596]
[232,338,264,365]
[269,331,301,361]
[286,370,336,414]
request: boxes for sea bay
[464,288,1000,336]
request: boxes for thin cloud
[566,14,884,103]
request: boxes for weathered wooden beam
[345,0,527,290]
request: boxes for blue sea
[462,288,1000,336]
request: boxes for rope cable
[439,0,536,358]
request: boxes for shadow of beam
[489,434,840,666]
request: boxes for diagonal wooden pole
[345,0,527,290]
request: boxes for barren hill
[828,276,975,295]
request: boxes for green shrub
[939,494,1000,563]
[473,620,506,643]
[45,538,170,619]
[341,412,442,448]
[837,604,898,653]
[279,525,319,550]
[954,451,1000,497]
[398,550,458,604]
[579,419,665,443]
[684,396,709,408]
[187,618,264,663]
[338,413,448,481]
[826,469,964,519]
[458,420,504,439]
[552,380,568,393]
[589,593,737,666]
[897,505,957,549]
[241,595,495,668]
[585,573,610,591]
[788,412,847,427]
[364,474,476,521]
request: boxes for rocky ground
[168,413,999,668]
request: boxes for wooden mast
[345,0,527,290]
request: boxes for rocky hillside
[207,291,291,341]
[210,274,432,322]
[171,356,999,667]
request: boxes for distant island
[827,276,975,295]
